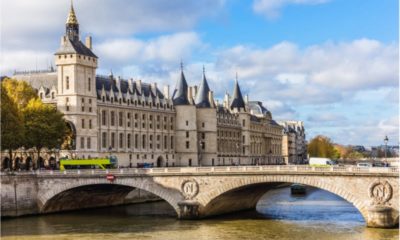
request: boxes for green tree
[23,99,67,164]
[307,135,337,159]
[1,85,24,162]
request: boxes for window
[102,110,106,125]
[171,136,174,149]
[127,113,131,127]
[51,92,55,99]
[186,131,189,138]
[135,134,138,149]
[119,133,123,148]
[188,159,192,166]
[111,132,115,148]
[242,119,245,127]
[127,134,131,148]
[111,111,115,126]
[87,137,91,149]
[81,98,84,112]
[102,132,107,148]
[164,136,167,149]
[80,137,84,149]
[81,119,85,129]
[186,120,189,126]
[40,93,43,99]
[142,135,146,149]
[201,133,205,139]
[89,120,92,129]
[186,141,190,149]
[66,76,69,90]
[88,77,91,91]
[202,122,205,128]
[66,97,69,111]
[242,136,245,143]
[119,112,123,126]
[202,142,205,150]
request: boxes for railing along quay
[1,165,398,176]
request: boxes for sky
[0,0,398,146]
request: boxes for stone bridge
[1,165,399,228]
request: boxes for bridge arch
[198,175,369,221]
[38,177,182,215]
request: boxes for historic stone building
[278,121,307,164]
[11,4,284,167]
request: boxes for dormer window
[102,96,105,102]
[119,98,122,104]
[51,92,55,99]
[40,93,43,99]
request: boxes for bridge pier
[177,200,200,219]
[367,206,398,228]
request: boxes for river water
[2,186,398,240]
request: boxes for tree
[307,135,337,159]
[23,99,67,165]
[1,85,24,162]
[1,78,37,110]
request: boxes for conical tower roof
[230,75,245,110]
[66,1,78,25]
[195,67,211,108]
[172,65,190,105]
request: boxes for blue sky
[1,0,398,146]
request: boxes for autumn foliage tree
[1,78,67,168]
[307,135,339,159]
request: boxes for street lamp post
[384,136,389,165]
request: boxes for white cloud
[1,0,225,51]
[96,32,202,66]
[253,0,330,19]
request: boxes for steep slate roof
[230,79,245,110]
[172,70,190,105]
[195,71,211,108]
[55,38,97,58]
[95,75,165,102]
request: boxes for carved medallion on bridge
[369,180,392,205]
[181,179,199,200]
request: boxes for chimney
[245,94,249,104]
[163,85,170,99]
[61,36,67,46]
[151,82,157,95]
[194,85,198,97]
[188,86,193,104]
[85,36,92,50]
[209,91,215,108]
[136,80,142,94]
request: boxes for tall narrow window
[119,133,123,148]
[142,134,146,149]
[66,76,70,90]
[87,137,91,149]
[171,136,174,149]
[119,112,123,126]
[111,132,115,148]
[80,137,84,149]
[102,110,106,125]
[81,119,85,129]
[89,119,92,129]
[102,132,107,148]
[135,134,138,149]
[88,77,91,91]
[111,111,115,126]
[127,134,131,148]
[186,141,190,149]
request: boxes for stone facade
[278,121,307,164]
[6,4,287,168]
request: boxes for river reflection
[2,187,398,240]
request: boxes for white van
[356,162,373,167]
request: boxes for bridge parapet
[1,165,398,177]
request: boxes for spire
[65,0,79,41]
[172,63,190,105]
[230,74,246,111]
[195,66,211,108]
[66,0,78,25]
